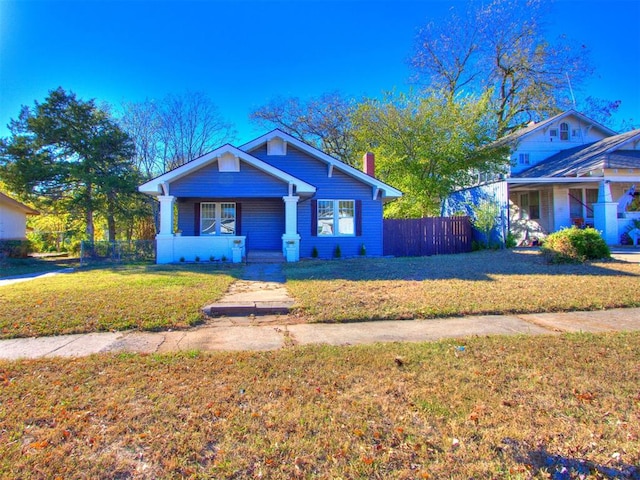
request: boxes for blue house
[138,130,402,263]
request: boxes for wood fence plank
[383,217,472,257]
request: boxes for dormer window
[560,122,569,141]
[518,153,530,165]
[550,129,558,138]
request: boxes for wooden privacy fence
[383,216,472,257]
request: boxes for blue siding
[178,199,284,249]
[249,145,384,258]
[170,161,288,197]
[241,199,284,250]
[442,181,509,245]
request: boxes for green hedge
[541,227,610,263]
[0,240,33,259]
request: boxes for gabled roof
[138,144,316,196]
[496,110,618,147]
[0,192,39,215]
[241,129,403,199]
[515,129,640,178]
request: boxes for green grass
[284,249,640,322]
[1,333,638,478]
[0,264,239,339]
[0,255,79,278]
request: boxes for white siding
[0,205,28,240]
[510,114,611,176]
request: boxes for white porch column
[282,195,300,261]
[593,181,618,245]
[156,195,176,264]
[158,195,176,236]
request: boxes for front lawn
[284,249,640,322]
[0,264,239,339]
[1,333,638,478]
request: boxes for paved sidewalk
[0,268,74,287]
[1,308,639,361]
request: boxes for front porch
[508,180,639,246]
[155,194,301,264]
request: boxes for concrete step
[202,300,294,317]
[246,250,285,264]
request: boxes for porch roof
[0,192,39,215]
[138,145,316,196]
[514,129,640,179]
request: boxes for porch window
[585,188,598,219]
[317,199,355,236]
[569,188,597,220]
[200,202,236,235]
[519,191,540,220]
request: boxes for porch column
[158,195,176,236]
[593,181,618,245]
[282,195,300,261]
[156,195,176,264]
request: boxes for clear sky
[1,0,639,144]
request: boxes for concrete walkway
[1,307,639,361]
[0,268,74,287]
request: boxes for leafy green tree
[410,0,596,135]
[0,87,138,243]
[353,91,508,217]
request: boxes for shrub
[359,244,366,256]
[541,227,610,263]
[0,240,33,258]
[333,244,341,258]
[505,232,517,249]
[311,246,319,258]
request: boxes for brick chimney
[363,152,375,177]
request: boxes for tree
[353,91,509,217]
[249,92,359,166]
[120,91,236,175]
[410,0,594,135]
[0,87,138,243]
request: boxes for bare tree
[158,92,236,170]
[120,92,236,175]
[411,0,593,136]
[119,100,162,179]
[250,92,359,166]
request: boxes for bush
[0,240,33,258]
[541,227,610,263]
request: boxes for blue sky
[1,0,639,144]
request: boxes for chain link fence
[80,240,155,266]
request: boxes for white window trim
[201,202,236,235]
[317,199,355,237]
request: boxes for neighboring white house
[0,192,39,240]
[443,110,640,245]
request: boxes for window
[519,191,540,220]
[200,202,236,235]
[585,188,598,219]
[550,129,558,138]
[518,153,530,165]
[317,200,355,236]
[560,122,569,140]
[569,188,597,220]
